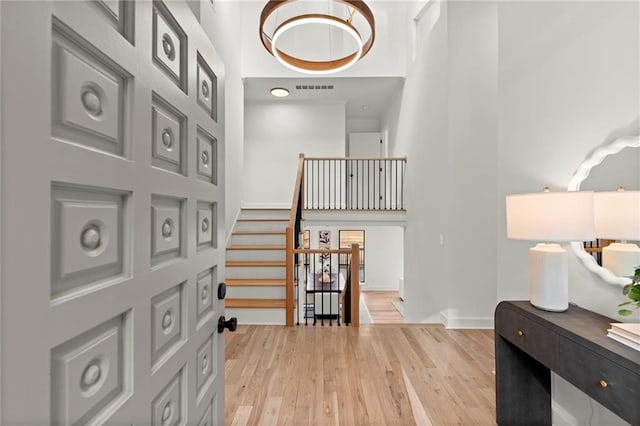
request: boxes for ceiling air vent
[295,84,335,90]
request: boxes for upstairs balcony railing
[304,156,407,211]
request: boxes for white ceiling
[244,77,405,119]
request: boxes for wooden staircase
[225,208,290,324]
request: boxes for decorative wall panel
[152,367,184,426]
[51,183,128,299]
[91,0,134,42]
[152,2,186,92]
[197,401,213,426]
[196,267,216,328]
[196,334,214,399]
[51,312,131,425]
[196,201,215,250]
[196,53,217,121]
[151,282,186,369]
[196,127,217,185]
[151,195,184,266]
[52,19,130,157]
[152,94,186,175]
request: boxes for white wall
[383,1,499,327]
[346,117,380,134]
[383,0,451,323]
[363,226,404,290]
[305,225,404,291]
[244,101,346,206]
[197,1,245,240]
[443,1,498,328]
[384,0,638,422]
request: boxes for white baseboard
[440,310,494,329]
[360,285,399,292]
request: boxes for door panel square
[151,284,184,364]
[196,267,216,326]
[152,368,183,426]
[196,54,217,120]
[152,2,185,91]
[197,206,213,246]
[197,127,217,184]
[196,335,214,397]
[52,23,129,157]
[59,47,120,141]
[153,108,180,165]
[197,136,212,178]
[60,202,119,277]
[52,184,128,299]
[51,313,130,425]
[152,94,186,175]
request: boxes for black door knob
[218,316,237,333]
[217,282,227,300]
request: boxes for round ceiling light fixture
[259,0,375,75]
[270,87,290,97]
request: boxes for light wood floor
[225,324,496,425]
[361,291,404,323]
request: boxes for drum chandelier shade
[259,0,376,74]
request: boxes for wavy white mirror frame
[567,135,640,286]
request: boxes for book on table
[608,322,640,343]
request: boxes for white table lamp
[594,189,640,277]
[506,189,595,312]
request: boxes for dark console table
[495,301,640,425]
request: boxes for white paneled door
[0,1,229,424]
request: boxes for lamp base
[529,243,568,312]
[602,242,640,277]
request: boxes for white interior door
[0,1,227,423]
[348,132,383,209]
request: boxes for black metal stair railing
[303,157,406,211]
[292,247,360,327]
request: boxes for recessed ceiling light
[271,87,289,97]
[361,104,370,111]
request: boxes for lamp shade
[594,191,640,240]
[506,191,595,242]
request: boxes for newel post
[285,227,294,326]
[351,243,360,327]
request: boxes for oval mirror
[568,135,640,286]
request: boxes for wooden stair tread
[226,298,286,309]
[232,231,285,235]
[226,260,286,267]
[226,245,286,251]
[226,279,286,287]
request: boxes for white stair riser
[225,266,286,279]
[230,233,286,246]
[226,249,286,262]
[235,220,288,232]
[240,209,291,219]
[226,286,285,299]
[225,308,285,325]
